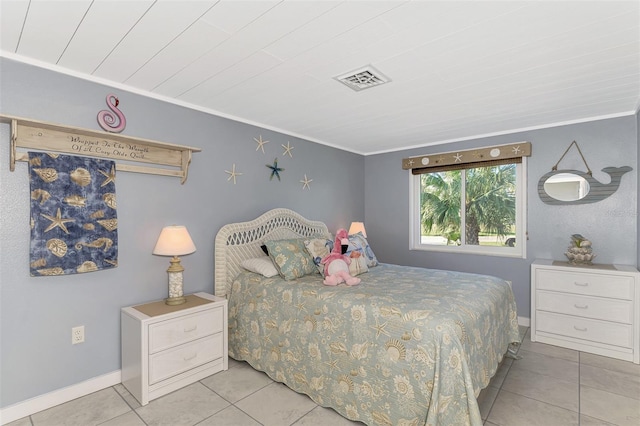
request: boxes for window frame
[409,158,527,258]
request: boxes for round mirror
[543,173,590,202]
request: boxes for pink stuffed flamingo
[320,228,360,286]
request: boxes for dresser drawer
[536,290,633,323]
[536,270,634,300]
[149,333,224,385]
[536,311,633,348]
[149,307,224,353]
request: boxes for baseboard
[0,370,121,425]
[518,316,531,327]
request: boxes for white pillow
[241,256,279,278]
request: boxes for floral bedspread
[227,263,520,426]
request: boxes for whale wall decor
[538,166,633,205]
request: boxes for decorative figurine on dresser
[564,234,596,265]
[531,258,640,364]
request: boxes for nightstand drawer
[149,333,224,385]
[536,290,633,323]
[536,270,633,300]
[149,307,224,353]
[536,311,633,348]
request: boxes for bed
[215,208,520,426]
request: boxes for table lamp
[348,222,367,238]
[153,225,196,305]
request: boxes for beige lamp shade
[153,225,196,256]
[153,225,196,306]
[348,222,367,238]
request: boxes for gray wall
[365,116,638,319]
[0,58,364,407]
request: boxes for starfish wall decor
[282,141,294,157]
[266,158,284,181]
[225,164,242,184]
[300,174,312,190]
[254,135,269,153]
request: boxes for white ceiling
[1,1,639,155]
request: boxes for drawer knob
[574,282,589,287]
[184,325,198,333]
[574,304,589,309]
[184,353,198,361]
[573,326,588,332]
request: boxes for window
[406,144,528,258]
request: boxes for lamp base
[165,295,187,306]
[165,258,186,306]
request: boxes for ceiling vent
[334,65,391,92]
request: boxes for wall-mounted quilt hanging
[29,152,118,276]
[1,114,200,184]
[538,140,632,205]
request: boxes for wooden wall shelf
[1,114,201,184]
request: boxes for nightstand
[121,292,228,405]
[531,259,639,364]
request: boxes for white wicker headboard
[214,208,330,297]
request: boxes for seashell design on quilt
[37,267,64,276]
[33,168,58,183]
[30,258,47,268]
[76,261,98,273]
[63,194,86,207]
[102,193,116,209]
[70,168,92,186]
[31,189,51,205]
[97,218,117,231]
[46,238,68,257]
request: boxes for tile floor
[6,327,640,426]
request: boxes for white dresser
[121,292,228,405]
[531,259,640,364]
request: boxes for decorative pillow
[348,232,379,268]
[265,238,317,280]
[305,237,368,277]
[304,238,334,275]
[241,256,279,278]
[345,249,369,276]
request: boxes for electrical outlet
[72,326,85,344]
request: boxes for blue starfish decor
[266,158,284,181]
